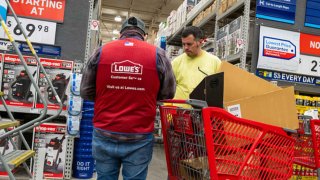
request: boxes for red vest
[94,38,160,133]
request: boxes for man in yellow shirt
[172,26,221,100]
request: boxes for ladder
[0,0,64,179]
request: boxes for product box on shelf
[227,0,238,8]
[218,0,228,15]
[32,123,67,179]
[228,16,243,56]
[0,54,37,108]
[36,58,73,110]
[216,25,229,60]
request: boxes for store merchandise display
[36,58,73,110]
[72,100,94,179]
[216,25,229,60]
[32,123,67,179]
[295,95,320,117]
[0,54,37,107]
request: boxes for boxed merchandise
[218,0,228,15]
[216,25,229,60]
[218,62,299,129]
[228,16,242,56]
[228,0,237,8]
[32,123,67,179]
[179,156,208,180]
[36,58,73,110]
[1,54,37,108]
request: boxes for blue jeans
[92,130,154,180]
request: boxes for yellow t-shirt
[171,50,221,100]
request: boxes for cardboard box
[219,0,228,15]
[1,54,37,108]
[218,62,299,130]
[179,156,208,180]
[228,0,237,8]
[36,58,73,110]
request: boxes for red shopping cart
[159,100,295,180]
[290,116,320,179]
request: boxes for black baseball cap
[120,16,146,35]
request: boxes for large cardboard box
[218,62,299,130]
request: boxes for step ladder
[0,1,64,179]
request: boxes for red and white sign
[257,26,300,73]
[9,0,66,22]
[40,58,73,70]
[111,60,143,75]
[90,20,99,31]
[4,54,37,65]
[35,123,66,133]
[301,33,320,57]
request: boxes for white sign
[257,26,300,74]
[298,55,320,77]
[0,16,56,45]
[0,40,13,51]
[90,20,99,31]
[227,104,242,118]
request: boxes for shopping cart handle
[159,99,208,108]
[282,128,297,134]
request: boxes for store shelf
[167,0,214,46]
[217,0,245,21]
[0,106,67,117]
[195,12,217,28]
[277,81,320,95]
[225,53,241,62]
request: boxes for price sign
[298,55,320,77]
[0,16,56,45]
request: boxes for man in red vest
[80,16,175,180]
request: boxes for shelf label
[256,69,320,86]
[256,0,296,24]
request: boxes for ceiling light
[114,16,122,22]
[112,29,119,35]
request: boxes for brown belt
[95,129,148,142]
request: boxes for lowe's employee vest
[94,38,160,133]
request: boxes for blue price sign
[305,0,320,29]
[256,0,297,24]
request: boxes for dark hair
[182,26,204,40]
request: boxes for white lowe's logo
[111,60,143,75]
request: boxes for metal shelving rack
[214,0,252,69]
[166,0,217,46]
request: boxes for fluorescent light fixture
[112,29,119,35]
[114,16,122,22]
